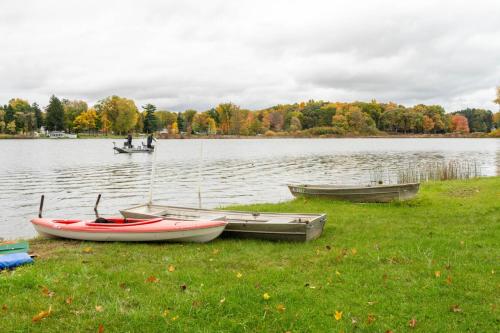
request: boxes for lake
[0,138,498,239]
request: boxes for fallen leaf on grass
[276,304,286,313]
[351,317,358,325]
[325,245,331,250]
[450,304,462,313]
[385,330,394,333]
[41,286,55,297]
[180,284,187,291]
[236,272,243,279]
[192,300,202,308]
[334,310,343,321]
[367,301,377,306]
[367,314,376,324]
[212,249,220,255]
[219,298,225,304]
[408,318,417,328]
[65,297,73,305]
[335,271,341,276]
[98,324,104,333]
[162,309,170,317]
[119,283,126,289]
[351,248,357,255]
[32,306,52,322]
[434,271,441,278]
[171,315,179,321]
[82,247,93,253]
[146,276,159,283]
[95,305,104,312]
[262,293,271,300]
[2,304,7,311]
[446,275,452,285]
[168,264,175,272]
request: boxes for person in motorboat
[126,133,133,148]
[146,134,156,149]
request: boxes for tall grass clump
[397,159,482,183]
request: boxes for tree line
[1,89,499,136]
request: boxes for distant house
[48,131,77,139]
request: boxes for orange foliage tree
[451,115,469,133]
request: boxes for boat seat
[53,219,81,224]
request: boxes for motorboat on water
[113,141,154,154]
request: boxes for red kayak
[31,217,227,243]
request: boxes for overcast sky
[1,0,499,112]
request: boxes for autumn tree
[216,103,238,135]
[494,86,500,108]
[183,109,197,134]
[422,115,435,133]
[74,108,98,133]
[62,99,87,132]
[45,95,65,131]
[451,115,469,133]
[95,96,138,134]
[142,104,158,133]
[192,112,211,133]
[155,111,177,130]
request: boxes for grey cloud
[0,0,499,112]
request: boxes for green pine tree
[45,95,65,131]
[142,104,158,133]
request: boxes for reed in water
[397,159,481,183]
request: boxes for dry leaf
[119,283,126,289]
[41,286,55,297]
[262,292,271,300]
[385,331,394,333]
[408,318,417,328]
[367,314,376,324]
[367,301,377,306]
[316,249,320,255]
[435,271,441,278]
[162,309,170,317]
[212,249,220,255]
[65,297,73,305]
[146,276,159,283]
[334,310,343,321]
[236,272,243,279]
[219,298,225,304]
[98,324,104,333]
[335,271,341,276]
[171,315,179,321]
[95,305,104,312]
[83,247,93,253]
[2,304,7,311]
[450,304,462,313]
[168,264,175,272]
[32,306,52,322]
[446,275,452,285]
[180,284,187,291]
[192,300,202,308]
[351,248,357,255]
[325,245,331,250]
[276,304,286,313]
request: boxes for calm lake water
[0,138,498,239]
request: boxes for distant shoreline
[0,133,497,140]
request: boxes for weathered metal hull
[113,146,154,154]
[288,183,420,203]
[120,205,327,242]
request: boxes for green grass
[1,178,499,332]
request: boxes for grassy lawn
[1,178,499,332]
